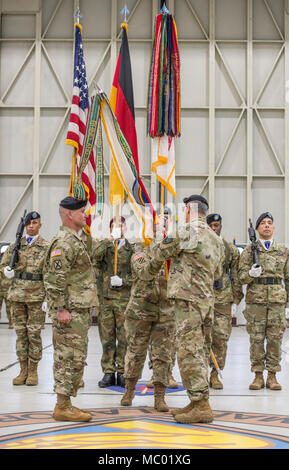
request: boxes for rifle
[248,218,260,267]
[9,210,27,270]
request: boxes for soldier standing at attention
[92,216,133,389]
[0,245,13,328]
[164,195,224,424]
[43,196,98,422]
[238,212,289,391]
[206,213,244,389]
[1,211,49,386]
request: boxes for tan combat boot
[171,401,195,417]
[154,383,169,412]
[209,369,223,390]
[13,360,28,385]
[168,374,179,389]
[53,394,92,422]
[120,378,137,406]
[249,372,264,390]
[174,398,214,424]
[146,376,154,388]
[26,360,39,386]
[266,372,281,390]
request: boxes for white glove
[111,227,121,240]
[110,275,123,288]
[249,264,262,278]
[4,266,14,279]
[285,308,289,320]
[42,301,48,313]
[231,304,237,317]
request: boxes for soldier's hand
[285,308,289,320]
[249,264,262,278]
[57,309,72,324]
[4,266,14,279]
[110,275,123,288]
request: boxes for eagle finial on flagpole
[121,4,130,23]
[74,6,82,24]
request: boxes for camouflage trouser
[148,327,177,375]
[174,299,213,401]
[98,297,129,374]
[52,308,90,397]
[11,301,45,363]
[124,301,175,386]
[244,303,286,373]
[208,303,232,370]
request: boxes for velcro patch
[51,249,62,258]
[134,253,144,261]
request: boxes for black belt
[254,277,282,285]
[14,272,43,281]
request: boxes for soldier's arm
[283,249,289,308]
[91,239,113,262]
[238,246,255,285]
[214,242,225,281]
[0,244,14,273]
[43,241,75,311]
[230,245,244,304]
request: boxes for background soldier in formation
[121,230,179,411]
[238,212,289,391]
[92,216,133,388]
[164,195,224,424]
[206,213,244,389]
[1,211,48,386]
[43,196,98,422]
[0,245,13,328]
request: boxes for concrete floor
[0,321,289,451]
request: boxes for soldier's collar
[60,225,82,240]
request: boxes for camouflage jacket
[0,235,49,302]
[0,271,12,296]
[213,238,244,305]
[91,238,133,300]
[166,216,225,310]
[238,240,289,306]
[125,238,180,320]
[43,226,98,311]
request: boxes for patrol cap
[183,194,209,209]
[59,196,87,211]
[255,212,274,229]
[109,216,126,228]
[24,211,41,226]
[206,213,222,225]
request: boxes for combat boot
[171,401,195,417]
[174,398,214,424]
[154,383,169,412]
[168,374,179,389]
[98,373,115,388]
[53,394,92,422]
[249,372,264,390]
[26,360,38,386]
[266,372,281,390]
[120,378,137,406]
[209,369,223,389]
[13,360,28,385]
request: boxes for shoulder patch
[134,253,144,261]
[51,249,62,258]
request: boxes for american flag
[66,23,96,233]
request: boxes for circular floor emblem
[0,408,289,449]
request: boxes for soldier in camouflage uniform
[121,230,180,412]
[1,211,49,386]
[0,245,13,328]
[43,196,98,422]
[206,213,244,389]
[91,216,133,388]
[163,195,224,424]
[238,212,289,391]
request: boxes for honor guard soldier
[206,213,244,389]
[91,216,133,389]
[43,196,98,422]
[157,195,224,424]
[1,211,49,386]
[238,212,289,391]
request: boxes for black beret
[109,216,126,228]
[206,213,222,225]
[255,212,273,229]
[183,194,209,208]
[59,196,87,210]
[25,211,41,226]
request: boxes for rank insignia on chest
[51,249,62,258]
